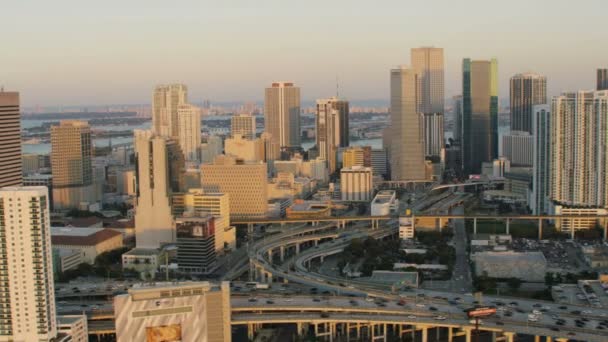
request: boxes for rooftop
[51,227,122,246]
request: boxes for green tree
[507,277,522,291]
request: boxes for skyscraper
[389,66,426,180]
[50,120,97,209]
[550,90,608,208]
[264,82,301,148]
[462,58,499,174]
[0,91,22,188]
[0,186,57,341]
[532,104,551,215]
[315,98,341,174]
[411,47,445,158]
[152,84,188,137]
[598,69,608,91]
[177,104,201,162]
[231,113,256,140]
[134,130,184,249]
[510,73,547,133]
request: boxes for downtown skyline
[1,0,607,107]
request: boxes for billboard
[176,217,215,239]
[146,324,182,342]
[465,306,497,318]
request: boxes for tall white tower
[0,186,57,341]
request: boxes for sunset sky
[2,0,606,106]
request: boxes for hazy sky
[2,0,607,107]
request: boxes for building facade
[411,47,445,158]
[133,130,183,249]
[462,58,499,174]
[200,155,268,219]
[315,98,346,174]
[114,282,231,342]
[550,91,608,208]
[50,120,98,209]
[340,166,373,202]
[501,131,533,167]
[389,66,427,180]
[509,73,547,134]
[0,91,22,188]
[532,104,551,215]
[264,82,300,148]
[598,68,608,91]
[231,113,256,140]
[0,187,57,341]
[175,216,217,274]
[152,84,188,137]
[177,104,201,162]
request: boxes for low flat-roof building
[51,227,123,264]
[371,190,398,216]
[472,251,546,282]
[286,200,332,219]
[57,315,88,342]
[114,282,231,342]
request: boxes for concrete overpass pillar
[538,219,543,239]
[295,243,300,254]
[473,218,478,235]
[279,246,285,262]
[503,332,515,342]
[259,269,266,283]
[465,328,472,342]
[266,272,272,284]
[448,327,453,342]
[506,218,510,234]
[320,255,325,263]
[267,249,272,261]
[554,338,567,342]
[314,240,318,247]
[421,326,428,342]
[545,337,552,342]
[247,323,255,340]
[534,336,540,342]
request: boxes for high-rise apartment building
[532,104,551,215]
[0,186,57,341]
[264,82,301,148]
[389,66,426,180]
[175,215,218,274]
[462,58,499,174]
[411,47,445,158]
[200,155,268,219]
[452,95,463,145]
[0,91,22,188]
[598,69,608,91]
[177,104,201,162]
[133,130,184,249]
[152,84,188,137]
[201,135,223,164]
[224,135,263,162]
[50,120,98,209]
[342,146,371,169]
[231,113,256,140]
[340,166,373,202]
[550,90,608,208]
[510,73,547,133]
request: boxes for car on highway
[434,316,446,320]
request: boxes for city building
[172,189,233,252]
[342,146,371,169]
[153,84,188,137]
[114,282,231,342]
[51,120,99,210]
[462,58,498,174]
[231,113,256,139]
[22,153,48,175]
[264,82,300,148]
[115,169,136,195]
[177,103,201,162]
[0,91,22,188]
[57,315,88,342]
[286,200,332,219]
[133,130,183,250]
[200,135,223,164]
[224,134,263,162]
[340,166,373,202]
[0,187,57,341]
[370,149,388,178]
[598,68,608,91]
[501,131,533,167]
[550,91,608,209]
[451,95,463,145]
[492,157,511,178]
[554,207,608,236]
[52,248,83,274]
[23,174,53,209]
[200,155,268,219]
[389,66,426,180]
[399,211,414,240]
[371,190,399,216]
[510,73,547,133]
[50,227,124,264]
[175,215,218,274]
[412,47,445,158]
[472,251,546,282]
[260,132,281,162]
[315,98,343,174]
[301,158,329,183]
[532,104,551,215]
